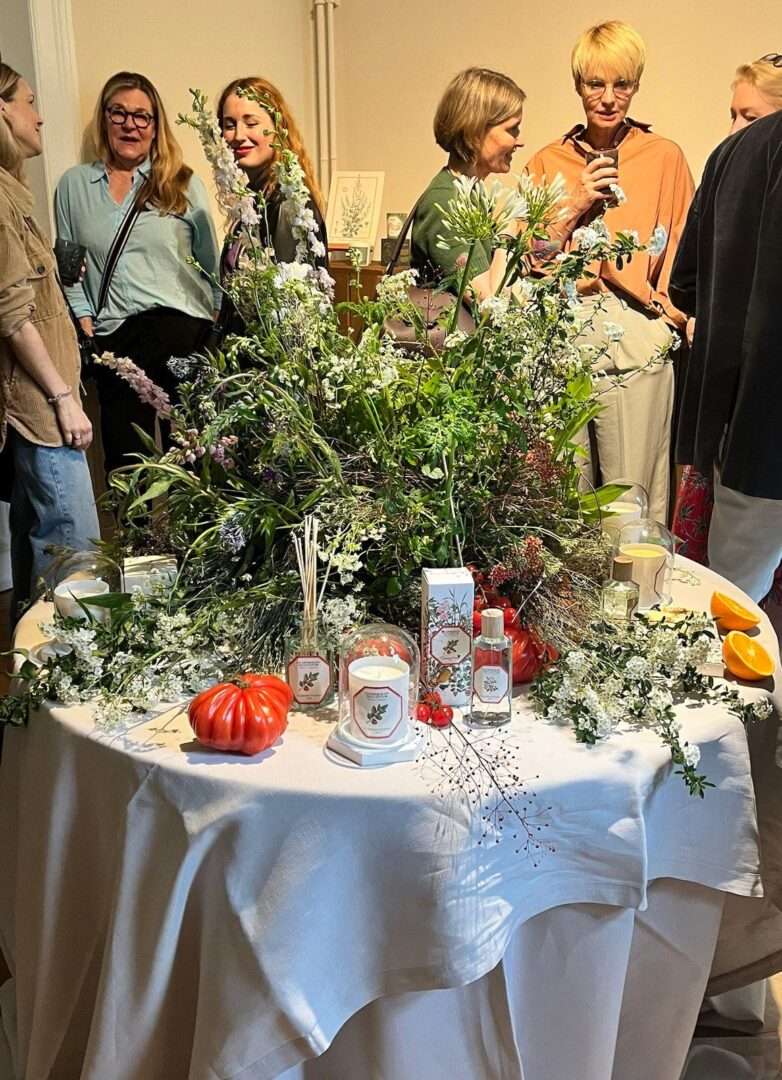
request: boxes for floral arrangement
[101,91,674,662]
[530,611,772,797]
[5,90,756,804]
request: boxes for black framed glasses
[105,105,155,130]
[760,53,782,67]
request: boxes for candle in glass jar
[348,655,410,742]
[619,542,667,609]
[602,499,643,538]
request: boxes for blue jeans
[8,429,100,607]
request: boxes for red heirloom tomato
[507,626,542,685]
[188,674,293,756]
[349,638,412,665]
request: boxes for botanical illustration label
[430,626,471,666]
[350,685,404,740]
[287,653,332,705]
[474,664,509,704]
[421,572,474,708]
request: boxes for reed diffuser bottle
[284,516,334,712]
[470,608,513,727]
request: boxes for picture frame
[385,212,407,240]
[326,171,385,249]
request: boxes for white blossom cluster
[532,612,776,795]
[276,149,327,263]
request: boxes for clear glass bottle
[601,556,640,623]
[470,608,512,728]
[284,616,335,713]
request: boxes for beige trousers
[709,470,782,602]
[576,293,675,524]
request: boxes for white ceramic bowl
[53,578,109,621]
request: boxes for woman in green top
[412,67,526,302]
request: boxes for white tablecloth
[1,559,780,1079]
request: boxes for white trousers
[576,294,675,524]
[709,470,782,603]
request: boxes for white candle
[348,655,410,742]
[602,500,643,537]
[619,543,668,610]
[53,578,109,621]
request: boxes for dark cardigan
[671,111,782,499]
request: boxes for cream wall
[68,0,317,225]
[334,0,782,235]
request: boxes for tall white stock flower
[181,90,260,229]
[275,149,326,266]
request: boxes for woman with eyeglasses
[0,55,99,611]
[55,72,220,481]
[526,21,694,524]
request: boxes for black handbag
[382,200,475,354]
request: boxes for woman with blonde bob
[411,67,526,301]
[0,56,98,609]
[55,71,220,479]
[527,21,694,523]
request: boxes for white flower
[479,294,510,323]
[603,321,625,342]
[647,225,668,257]
[609,183,627,205]
[682,743,701,768]
[443,330,468,349]
[753,697,773,721]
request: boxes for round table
[1,559,781,1080]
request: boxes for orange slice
[710,591,761,631]
[722,631,775,681]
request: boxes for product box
[421,567,474,708]
[122,555,177,594]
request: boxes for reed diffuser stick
[292,516,331,645]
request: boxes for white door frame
[26,0,81,233]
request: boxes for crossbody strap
[95,177,151,315]
[384,197,423,276]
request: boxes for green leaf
[421,464,444,480]
[578,482,630,513]
[385,576,402,597]
[128,475,177,511]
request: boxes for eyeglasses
[582,79,636,99]
[760,53,782,67]
[105,105,155,130]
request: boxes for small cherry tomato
[472,609,482,633]
[431,705,453,727]
[422,690,442,708]
[416,702,432,724]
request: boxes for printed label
[474,664,509,704]
[430,626,471,666]
[287,653,332,705]
[351,686,404,740]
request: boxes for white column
[26,0,81,234]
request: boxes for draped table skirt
[1,558,780,1079]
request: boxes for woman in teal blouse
[412,67,526,302]
[55,71,220,480]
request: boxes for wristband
[47,386,72,406]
